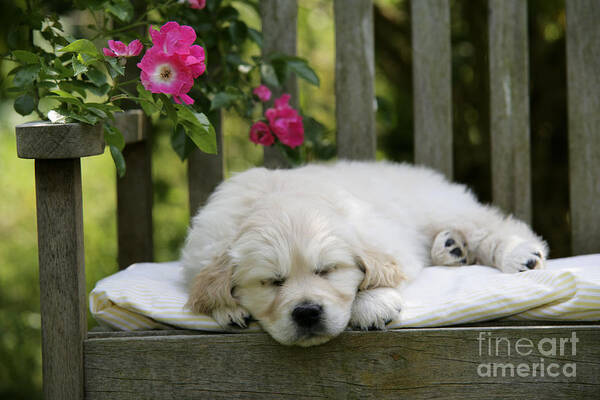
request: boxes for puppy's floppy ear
[186,252,237,315]
[355,248,406,291]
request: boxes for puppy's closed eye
[261,278,286,287]
[314,265,337,277]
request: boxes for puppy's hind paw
[349,287,402,331]
[431,230,472,266]
[500,240,546,273]
[213,307,254,330]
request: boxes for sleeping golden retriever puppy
[182,161,547,346]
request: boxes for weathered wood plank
[16,121,104,159]
[114,110,148,144]
[85,327,600,399]
[115,112,153,269]
[87,329,217,339]
[188,111,224,218]
[566,0,600,255]
[411,0,453,179]
[260,0,298,169]
[489,0,532,224]
[35,158,87,400]
[334,0,376,160]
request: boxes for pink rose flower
[137,46,195,105]
[249,121,275,146]
[274,93,292,108]
[149,22,197,57]
[265,94,304,148]
[188,0,206,9]
[103,39,143,57]
[138,22,206,105]
[182,45,206,78]
[253,85,271,102]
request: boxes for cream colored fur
[182,161,547,346]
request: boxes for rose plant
[5,0,333,175]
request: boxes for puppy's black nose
[292,302,323,328]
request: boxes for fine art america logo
[476,331,578,378]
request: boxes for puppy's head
[187,195,404,346]
[228,203,365,346]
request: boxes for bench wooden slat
[84,327,600,399]
[115,111,154,269]
[261,0,298,168]
[489,0,532,223]
[188,112,224,217]
[566,0,600,255]
[411,0,453,179]
[334,0,376,160]
[36,159,87,400]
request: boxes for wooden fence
[114,0,599,267]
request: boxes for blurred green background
[0,0,567,398]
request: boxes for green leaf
[78,53,96,65]
[260,63,279,88]
[170,124,196,161]
[85,105,108,120]
[160,94,177,122]
[271,58,289,85]
[210,91,241,111]
[104,123,125,151]
[87,102,122,113]
[12,50,39,64]
[106,57,125,77]
[270,55,320,87]
[49,97,84,108]
[175,106,217,154]
[228,20,248,45]
[105,0,134,22]
[247,28,262,48]
[217,6,239,21]
[59,109,99,125]
[72,55,88,77]
[286,58,320,87]
[88,83,111,97]
[13,64,41,87]
[136,84,160,115]
[59,81,88,98]
[225,53,243,66]
[51,89,80,99]
[14,94,35,116]
[109,145,127,178]
[58,39,100,57]
[207,0,223,12]
[85,67,108,87]
[52,58,74,78]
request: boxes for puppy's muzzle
[292,302,323,329]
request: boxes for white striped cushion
[90,255,600,331]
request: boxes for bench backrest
[116,0,600,269]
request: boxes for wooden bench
[15,0,600,398]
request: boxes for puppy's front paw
[213,306,254,330]
[500,240,546,273]
[349,288,403,331]
[431,230,472,266]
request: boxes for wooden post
[411,0,453,179]
[16,121,105,400]
[334,0,376,160]
[489,0,532,223]
[566,0,600,254]
[188,111,224,218]
[115,110,154,269]
[260,0,298,168]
